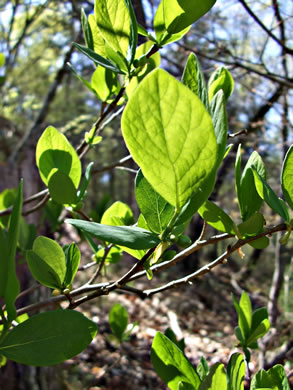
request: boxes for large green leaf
[135,170,175,234]
[198,200,234,234]
[0,310,97,366]
[163,0,216,34]
[252,169,290,222]
[210,90,228,168]
[227,353,245,390]
[66,219,160,249]
[26,236,66,289]
[281,145,293,211]
[182,53,209,112]
[198,363,227,390]
[48,169,77,205]
[4,180,23,322]
[36,126,81,189]
[251,365,290,390]
[95,0,131,57]
[151,332,200,390]
[122,69,217,209]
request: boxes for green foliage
[251,365,290,390]
[208,67,234,102]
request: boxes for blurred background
[0,0,292,388]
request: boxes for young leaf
[73,43,123,73]
[163,0,217,35]
[63,243,80,287]
[66,219,160,249]
[0,187,17,228]
[246,319,270,346]
[251,365,290,390]
[252,169,290,222]
[135,170,175,234]
[151,332,200,390]
[4,180,23,322]
[36,126,81,189]
[101,201,134,226]
[164,328,186,353]
[232,292,252,341]
[81,8,94,50]
[0,310,97,366]
[88,14,107,57]
[196,357,209,381]
[124,0,138,64]
[77,162,94,202]
[237,212,265,237]
[226,353,245,390]
[199,200,234,234]
[109,303,128,341]
[281,145,293,211]
[95,0,131,58]
[26,236,66,289]
[48,169,77,205]
[208,67,234,102]
[198,363,227,390]
[122,68,217,209]
[182,53,209,111]
[91,66,119,102]
[210,90,228,168]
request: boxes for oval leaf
[48,169,77,205]
[0,310,97,366]
[199,200,234,234]
[66,219,160,249]
[122,68,217,209]
[36,126,81,188]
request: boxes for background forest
[0,0,292,389]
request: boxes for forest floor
[59,254,281,390]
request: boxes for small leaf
[95,0,131,57]
[101,201,134,226]
[237,212,265,237]
[227,353,245,390]
[95,246,122,264]
[135,170,175,234]
[163,0,216,34]
[73,43,123,74]
[81,9,94,50]
[246,319,270,346]
[151,332,200,390]
[281,145,293,211]
[63,243,80,287]
[124,0,138,64]
[122,68,217,209]
[66,219,160,250]
[199,200,234,234]
[36,126,81,189]
[208,67,234,102]
[0,310,97,366]
[251,365,290,390]
[48,169,77,205]
[197,356,209,381]
[232,292,251,341]
[91,66,119,102]
[109,304,128,341]
[182,53,209,111]
[252,169,289,222]
[26,236,66,289]
[198,363,227,390]
[77,162,94,202]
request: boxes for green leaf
[109,304,128,341]
[251,307,269,333]
[235,145,242,212]
[67,62,97,96]
[197,356,210,381]
[0,310,97,366]
[164,328,186,353]
[232,292,252,341]
[95,245,122,264]
[210,90,228,168]
[0,53,5,68]
[124,0,138,64]
[36,126,81,189]
[246,319,270,346]
[227,353,245,390]
[237,212,265,237]
[182,53,209,111]
[239,151,266,221]
[135,170,175,234]
[48,169,77,205]
[77,162,94,202]
[63,243,80,287]
[151,332,200,390]
[198,363,227,390]
[101,201,134,226]
[5,180,23,322]
[122,68,217,209]
[88,14,107,57]
[0,229,8,298]
[95,0,131,58]
[66,219,160,250]
[73,43,123,74]
[281,145,293,211]
[208,67,234,102]
[163,0,216,34]
[199,200,234,234]
[252,169,289,222]
[251,365,290,390]
[81,9,94,50]
[234,326,244,344]
[0,187,17,228]
[26,236,66,289]
[249,236,270,250]
[91,66,119,102]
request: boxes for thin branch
[88,244,113,284]
[22,193,50,216]
[92,155,132,175]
